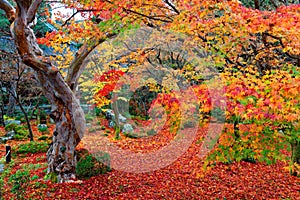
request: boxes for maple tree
[1,0,300,184]
[0,0,182,182]
[167,1,300,173]
[92,0,300,175]
[203,69,299,172]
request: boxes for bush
[94,107,101,116]
[76,149,110,178]
[15,115,23,121]
[38,135,49,141]
[5,123,16,131]
[14,134,27,141]
[147,129,156,136]
[14,128,28,140]
[0,161,14,197]
[5,124,29,140]
[15,141,50,154]
[37,124,49,134]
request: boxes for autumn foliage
[1,0,300,198]
[88,0,300,175]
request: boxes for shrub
[14,129,28,140]
[14,134,27,141]
[43,172,58,183]
[94,107,101,116]
[76,149,110,178]
[37,124,49,134]
[38,135,49,141]
[15,141,49,154]
[0,130,5,137]
[147,129,156,136]
[5,124,29,141]
[0,161,14,197]
[5,123,16,131]
[15,115,23,121]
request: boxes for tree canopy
[0,0,300,184]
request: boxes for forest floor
[0,119,299,199]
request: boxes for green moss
[15,141,49,154]
[76,149,111,178]
[38,135,49,141]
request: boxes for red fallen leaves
[1,122,300,199]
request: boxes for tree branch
[13,0,57,74]
[164,0,180,15]
[27,0,43,24]
[62,9,101,26]
[124,8,172,23]
[66,33,117,91]
[0,0,15,23]
[263,32,300,60]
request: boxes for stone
[122,124,148,138]
[0,164,4,173]
[50,118,55,124]
[86,123,92,127]
[4,120,21,126]
[0,137,10,143]
[118,114,127,123]
[183,121,196,128]
[108,121,115,128]
[105,109,115,120]
[122,124,134,134]
[105,109,127,123]
[5,130,15,138]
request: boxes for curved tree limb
[66,33,117,91]
[0,0,16,22]
[27,0,43,24]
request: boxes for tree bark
[291,140,300,176]
[47,98,85,182]
[0,0,86,182]
[1,0,115,182]
[36,69,86,183]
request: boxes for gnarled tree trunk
[1,0,114,182]
[36,70,86,182]
[0,0,87,182]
